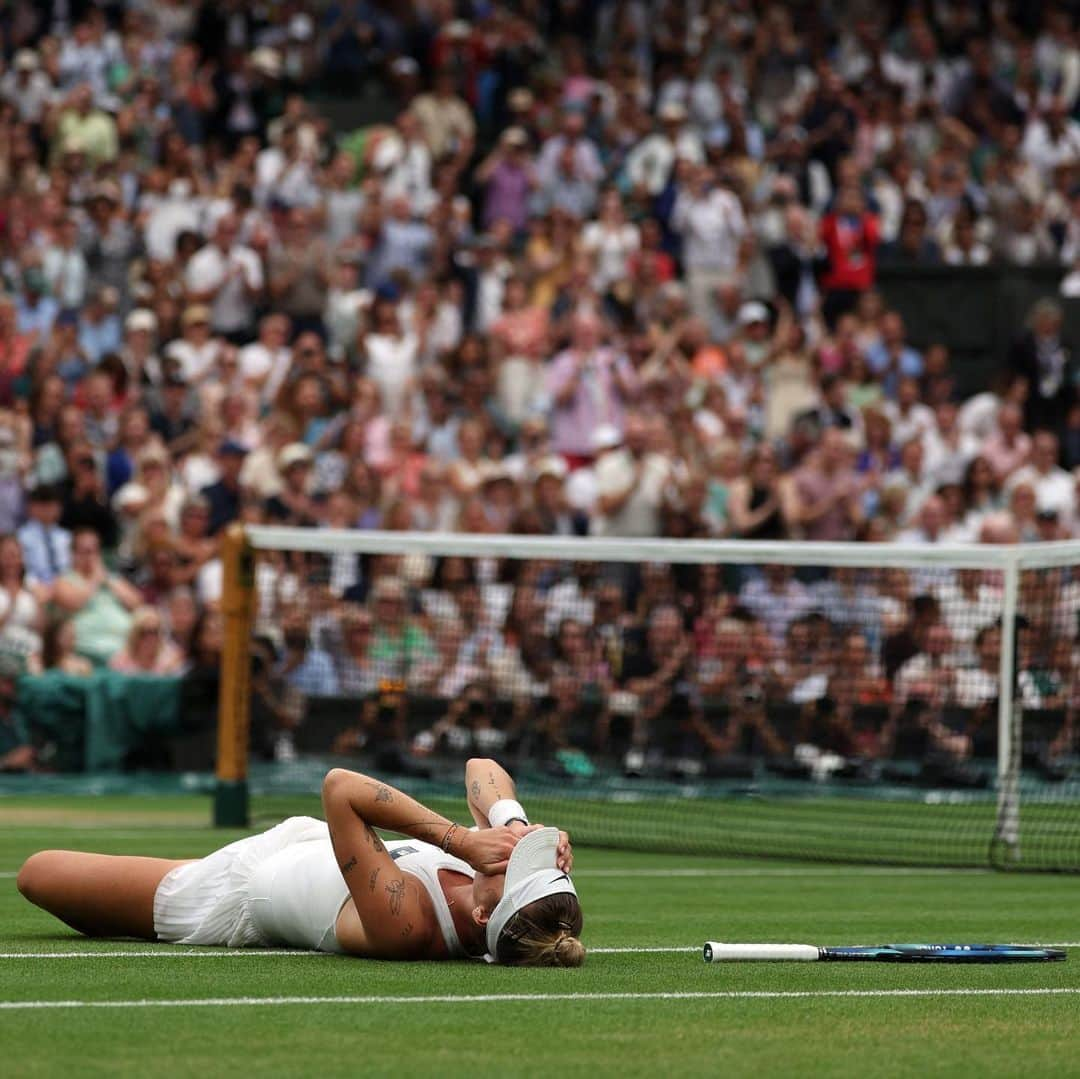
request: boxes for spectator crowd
[0,1,1079,771]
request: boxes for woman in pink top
[981,402,1031,484]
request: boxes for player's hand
[458,825,519,876]
[510,822,574,874]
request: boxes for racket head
[821,944,1067,963]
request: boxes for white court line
[0,944,1075,959]
[575,868,991,877]
[2,988,1079,1011]
[0,949,324,959]
[2,868,994,881]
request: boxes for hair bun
[554,934,586,967]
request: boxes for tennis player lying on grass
[17,758,584,966]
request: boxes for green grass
[3,795,1080,1078]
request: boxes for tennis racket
[703,942,1067,963]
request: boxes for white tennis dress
[153,815,474,955]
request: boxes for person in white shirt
[894,622,958,707]
[164,306,223,383]
[936,570,1003,667]
[923,401,978,486]
[670,163,746,321]
[884,376,936,449]
[954,623,1002,711]
[361,295,418,420]
[380,110,435,213]
[17,758,582,966]
[581,191,640,292]
[184,214,264,341]
[142,177,203,261]
[623,101,704,197]
[1004,430,1076,528]
[240,313,293,405]
[592,413,671,538]
[0,50,55,124]
[1020,99,1080,182]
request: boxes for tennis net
[217,528,1080,871]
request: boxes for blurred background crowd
[0,1,1078,773]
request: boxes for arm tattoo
[368,782,393,803]
[469,779,481,801]
[363,824,385,853]
[340,856,357,876]
[400,922,413,939]
[385,878,406,916]
[487,771,503,798]
[369,867,380,892]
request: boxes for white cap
[277,442,313,471]
[591,424,622,453]
[113,483,150,511]
[737,300,770,326]
[533,456,568,482]
[658,100,687,122]
[250,47,282,78]
[125,308,157,334]
[485,827,577,963]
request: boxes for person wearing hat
[592,412,672,538]
[532,456,579,535]
[2,49,52,127]
[18,758,582,965]
[122,308,160,383]
[265,442,318,526]
[476,127,536,233]
[165,305,222,382]
[478,462,518,532]
[623,99,704,197]
[201,440,250,535]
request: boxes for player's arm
[464,758,573,873]
[321,768,517,956]
[464,757,523,828]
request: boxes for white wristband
[488,799,529,829]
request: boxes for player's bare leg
[17,851,195,939]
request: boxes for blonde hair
[494,892,585,968]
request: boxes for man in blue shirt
[16,485,71,586]
[865,311,923,399]
[201,440,248,535]
[15,266,58,339]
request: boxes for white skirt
[153,815,329,947]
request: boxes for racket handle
[703,942,820,962]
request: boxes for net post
[992,555,1021,865]
[214,523,254,828]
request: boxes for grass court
[2,794,1080,1078]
